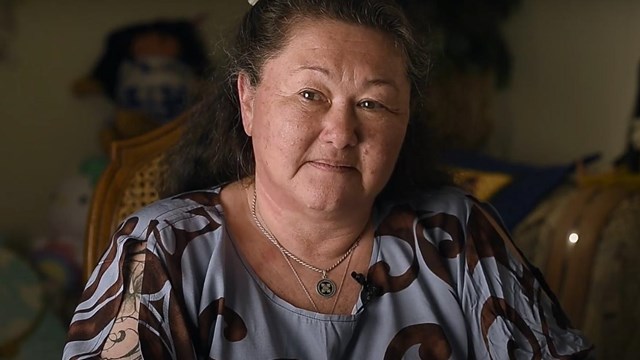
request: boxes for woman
[64,0,592,359]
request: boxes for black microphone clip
[351,271,382,310]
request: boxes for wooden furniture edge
[83,116,187,279]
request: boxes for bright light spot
[568,232,579,244]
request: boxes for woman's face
[238,19,411,213]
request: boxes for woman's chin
[300,187,369,214]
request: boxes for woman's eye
[358,100,382,110]
[300,90,321,101]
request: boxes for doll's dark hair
[161,0,451,198]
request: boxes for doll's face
[131,32,181,59]
[117,31,194,123]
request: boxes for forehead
[287,17,403,52]
[265,18,408,77]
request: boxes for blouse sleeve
[459,199,594,359]
[62,218,152,359]
[63,208,207,360]
[62,217,147,360]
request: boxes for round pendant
[316,278,337,298]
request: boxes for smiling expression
[238,19,411,213]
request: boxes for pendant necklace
[279,240,354,312]
[250,186,361,298]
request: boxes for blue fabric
[443,151,600,231]
[63,186,593,359]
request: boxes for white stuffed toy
[30,167,98,319]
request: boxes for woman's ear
[237,72,256,136]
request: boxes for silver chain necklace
[250,187,360,298]
[279,240,354,312]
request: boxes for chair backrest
[83,115,186,279]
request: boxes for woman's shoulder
[119,186,226,240]
[411,185,474,213]
[377,186,477,223]
[375,185,507,247]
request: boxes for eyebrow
[293,65,330,76]
[365,78,400,91]
[293,65,401,91]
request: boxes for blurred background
[1,0,639,358]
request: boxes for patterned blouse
[63,186,593,359]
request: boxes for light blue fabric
[64,186,593,359]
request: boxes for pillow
[444,151,599,231]
[452,168,513,201]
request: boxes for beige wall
[491,0,640,165]
[0,0,247,238]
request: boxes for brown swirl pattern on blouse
[383,323,452,360]
[139,245,197,358]
[150,205,221,303]
[79,217,139,304]
[535,287,593,359]
[139,197,223,357]
[481,296,541,360]
[67,216,139,343]
[466,204,537,309]
[416,211,466,288]
[197,297,247,354]
[371,206,467,293]
[371,205,420,294]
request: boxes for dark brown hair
[161,0,450,199]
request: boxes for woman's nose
[319,102,359,148]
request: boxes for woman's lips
[308,160,355,172]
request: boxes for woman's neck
[247,180,373,264]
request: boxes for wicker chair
[83,115,186,279]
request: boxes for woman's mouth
[308,160,355,172]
